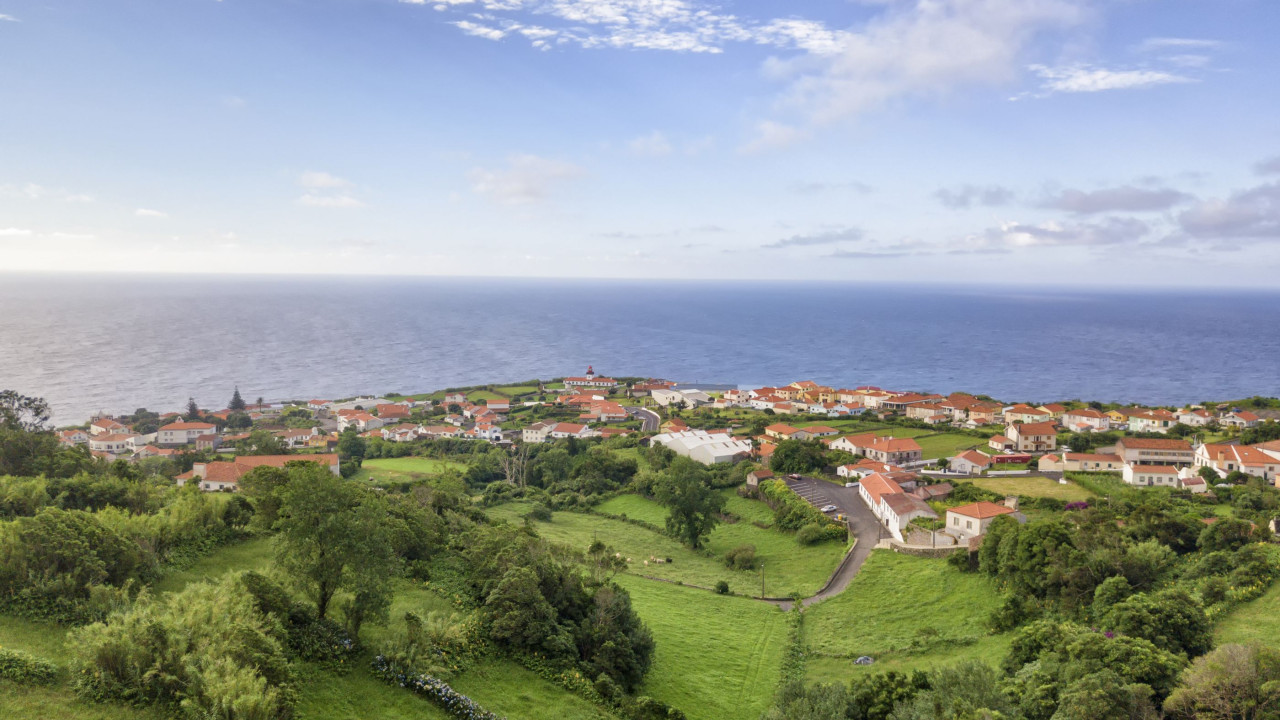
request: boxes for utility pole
[760,563,765,598]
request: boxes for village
[54,367,1280,551]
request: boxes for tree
[0,390,50,431]
[1164,643,1280,720]
[484,565,569,654]
[1103,589,1212,659]
[1197,517,1255,553]
[238,430,285,456]
[229,387,246,412]
[654,458,724,549]
[225,411,253,431]
[274,464,396,621]
[186,397,200,421]
[0,391,60,477]
[770,439,826,475]
[889,660,1015,720]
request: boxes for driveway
[775,475,883,609]
[628,406,660,432]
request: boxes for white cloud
[298,171,351,188]
[468,153,586,205]
[763,0,1086,131]
[413,0,852,55]
[0,227,33,237]
[1040,186,1191,213]
[740,121,809,154]
[1028,64,1192,94]
[454,20,507,40]
[1179,182,1280,241]
[135,208,168,218]
[297,194,366,208]
[1136,37,1221,53]
[628,131,673,157]
[0,14,19,22]
[0,182,95,202]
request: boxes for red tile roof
[949,501,1015,520]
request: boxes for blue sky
[2,0,1279,285]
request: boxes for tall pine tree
[186,397,200,421]
[229,387,246,412]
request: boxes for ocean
[1,274,1277,424]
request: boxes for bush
[0,647,58,684]
[525,503,553,522]
[796,524,826,546]
[70,575,297,719]
[714,580,730,595]
[723,544,758,571]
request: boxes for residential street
[628,406,660,432]
[775,475,883,609]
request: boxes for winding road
[772,476,883,610]
[628,405,661,432]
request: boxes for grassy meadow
[350,456,468,484]
[496,495,847,598]
[969,475,1095,502]
[616,575,789,720]
[803,551,1010,682]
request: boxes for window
[966,520,973,530]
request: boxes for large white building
[650,430,751,465]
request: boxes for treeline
[0,478,249,622]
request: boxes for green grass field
[0,533,616,720]
[152,536,275,594]
[969,475,1095,502]
[913,433,985,460]
[616,575,788,720]
[1215,574,1280,646]
[534,495,847,598]
[351,457,468,484]
[804,551,1009,682]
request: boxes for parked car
[820,504,838,513]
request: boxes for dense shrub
[724,544,758,570]
[758,480,844,544]
[70,574,297,719]
[0,647,58,684]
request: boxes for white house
[945,502,1017,540]
[1221,410,1262,429]
[157,421,218,446]
[549,422,596,440]
[881,493,938,542]
[89,433,140,455]
[1114,438,1194,466]
[1128,410,1179,434]
[949,450,992,474]
[58,428,90,445]
[1122,463,1181,487]
[1177,408,1214,426]
[1005,422,1057,453]
[1061,409,1110,432]
[89,418,129,436]
[522,421,553,443]
[1195,443,1280,481]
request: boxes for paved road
[774,476,883,609]
[628,406,660,432]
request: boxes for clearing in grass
[1215,573,1280,646]
[351,457,468,484]
[616,575,788,720]
[968,475,1095,502]
[804,550,1009,681]
[586,491,844,594]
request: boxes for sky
[1,0,1279,286]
